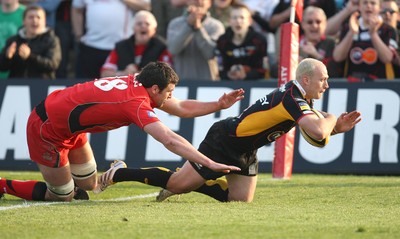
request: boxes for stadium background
[1,79,399,175]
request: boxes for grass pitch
[1,171,400,239]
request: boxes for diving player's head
[137,62,179,107]
[296,58,329,100]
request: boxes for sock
[0,178,47,201]
[194,178,229,202]
[113,167,173,188]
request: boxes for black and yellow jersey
[224,80,314,153]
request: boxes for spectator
[381,0,399,30]
[241,0,279,78]
[100,10,173,78]
[20,0,62,28]
[210,0,236,28]
[71,0,150,79]
[326,0,359,37]
[151,0,185,39]
[0,5,61,79]
[380,0,400,78]
[167,0,225,81]
[333,0,398,81]
[300,6,342,77]
[0,0,26,79]
[216,3,267,80]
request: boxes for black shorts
[190,120,258,180]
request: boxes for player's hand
[334,110,361,133]
[218,88,245,109]
[208,162,241,174]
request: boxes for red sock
[0,178,47,201]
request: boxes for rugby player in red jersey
[0,62,244,201]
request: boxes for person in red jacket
[100,10,173,78]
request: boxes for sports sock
[113,167,173,188]
[194,178,229,202]
[0,178,47,201]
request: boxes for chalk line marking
[0,192,159,211]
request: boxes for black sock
[194,178,229,202]
[113,167,173,188]
[32,182,47,201]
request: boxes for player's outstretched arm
[143,121,241,173]
[160,88,245,118]
[332,110,362,135]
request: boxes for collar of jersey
[293,80,306,98]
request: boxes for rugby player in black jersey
[95,58,361,202]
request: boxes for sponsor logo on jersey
[267,131,285,141]
[147,111,158,118]
[299,101,311,111]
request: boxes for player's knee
[46,179,75,202]
[166,177,191,194]
[70,159,97,190]
[70,158,97,180]
[228,192,254,203]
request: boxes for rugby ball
[299,109,330,148]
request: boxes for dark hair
[136,62,179,91]
[23,5,45,19]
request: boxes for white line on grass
[0,192,159,211]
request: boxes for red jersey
[45,75,160,139]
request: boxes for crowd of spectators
[0,0,399,81]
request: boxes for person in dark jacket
[100,10,172,78]
[216,3,267,81]
[0,5,61,80]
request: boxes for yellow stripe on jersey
[236,102,294,137]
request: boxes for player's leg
[68,141,97,191]
[157,161,231,202]
[0,108,75,201]
[93,162,170,194]
[96,160,205,194]
[166,161,207,193]
[0,176,48,201]
[0,163,76,201]
[225,174,257,202]
[37,163,75,201]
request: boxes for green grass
[1,171,400,239]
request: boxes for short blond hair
[296,58,323,80]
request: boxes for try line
[0,192,159,211]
